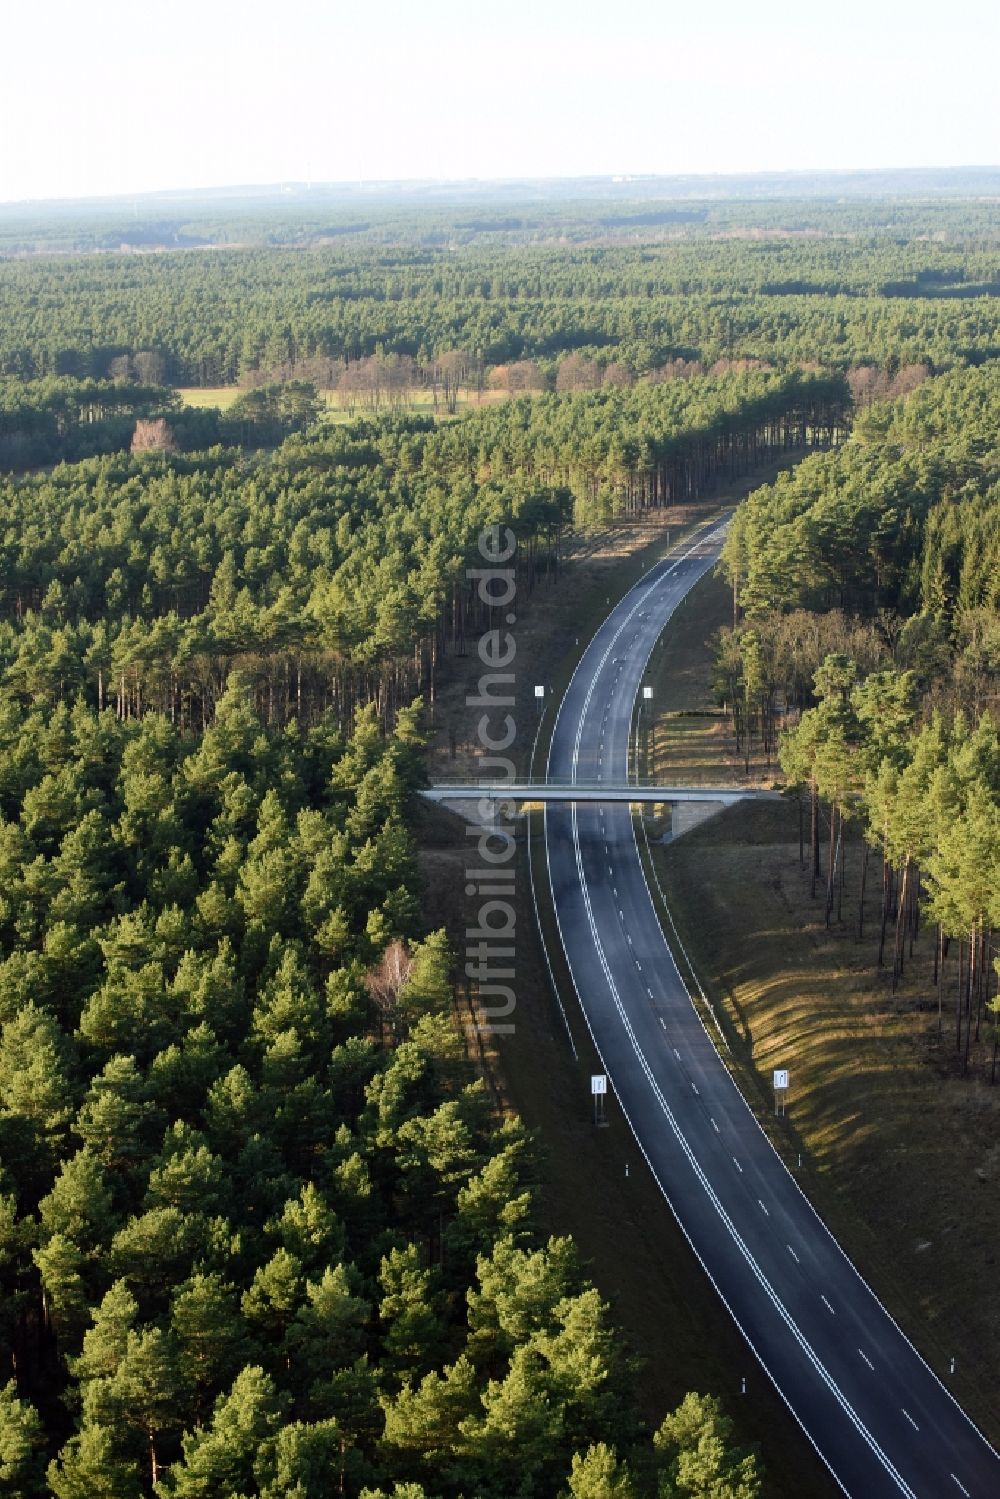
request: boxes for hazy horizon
[4,164,1000,216]
[7,0,999,204]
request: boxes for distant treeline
[2,231,1000,386]
[3,184,1000,254]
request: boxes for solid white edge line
[527,806,578,1061]
[539,515,859,1499]
[567,794,914,1498]
[619,571,1000,1470]
[631,805,1000,1465]
[538,513,984,1499]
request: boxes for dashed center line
[858,1349,875,1371]
[710,1117,719,1133]
[758,1199,769,1216]
[821,1295,836,1315]
[732,1157,743,1173]
[787,1244,800,1263]
[673,1047,681,1060]
[691,1081,699,1096]
[901,1409,919,1432]
[951,1475,970,1497]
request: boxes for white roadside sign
[591,1074,607,1095]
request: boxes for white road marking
[550,523,926,1499]
[758,1199,769,1217]
[691,1082,699,1096]
[859,1349,875,1371]
[821,1296,836,1315]
[787,1245,800,1263]
[711,1117,719,1132]
[950,1475,970,1497]
[901,1409,919,1431]
[733,1157,743,1173]
[673,1047,681,1060]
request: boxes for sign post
[640,685,653,783]
[529,686,546,782]
[591,1073,608,1127]
[773,1068,789,1117]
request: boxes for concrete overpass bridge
[423,780,778,806]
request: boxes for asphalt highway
[543,515,1000,1498]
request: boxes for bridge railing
[427,776,773,794]
[424,779,780,803]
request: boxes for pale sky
[5,0,999,202]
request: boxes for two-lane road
[543,516,1000,1497]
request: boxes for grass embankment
[417,456,839,1496]
[639,567,777,789]
[640,571,1000,1445]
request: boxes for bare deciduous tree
[488,359,545,398]
[889,363,931,399]
[131,418,178,454]
[364,938,413,1045]
[555,353,601,393]
[601,361,633,388]
[133,350,167,385]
